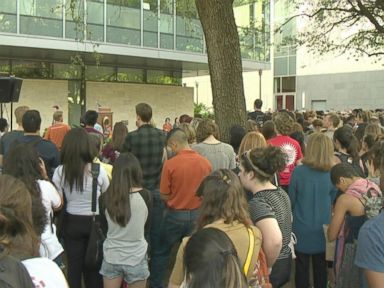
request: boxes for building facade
[273,0,384,112]
[0,0,271,130]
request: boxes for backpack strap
[244,227,255,276]
[91,163,100,213]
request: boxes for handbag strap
[244,227,255,276]
[91,163,100,213]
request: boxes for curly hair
[240,146,286,182]
[273,112,294,135]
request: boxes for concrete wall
[8,79,68,132]
[2,80,193,134]
[86,82,194,131]
[296,70,384,111]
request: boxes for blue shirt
[355,212,384,273]
[289,165,337,254]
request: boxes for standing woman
[53,128,110,288]
[333,125,365,177]
[193,119,236,171]
[169,169,262,287]
[289,133,337,288]
[101,121,128,164]
[4,143,64,267]
[239,146,292,287]
[99,153,151,288]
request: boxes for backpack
[359,188,384,219]
[249,249,272,288]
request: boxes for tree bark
[195,0,247,143]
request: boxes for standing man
[122,103,167,287]
[323,113,340,140]
[151,129,211,288]
[19,110,60,179]
[44,111,71,150]
[83,110,104,147]
[0,105,29,168]
[268,112,303,192]
[248,99,265,127]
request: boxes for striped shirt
[248,187,292,259]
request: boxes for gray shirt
[103,192,148,265]
[193,142,236,171]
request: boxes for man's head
[254,99,263,110]
[167,128,189,154]
[136,103,152,125]
[84,110,98,126]
[324,113,340,129]
[330,163,360,192]
[53,111,64,123]
[273,112,294,135]
[22,110,41,133]
[14,106,29,125]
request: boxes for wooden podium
[98,107,113,135]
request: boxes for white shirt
[38,180,64,260]
[52,164,110,215]
[22,257,68,288]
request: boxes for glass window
[117,67,144,83]
[274,77,281,93]
[12,60,51,79]
[52,63,81,79]
[282,76,295,92]
[143,0,158,48]
[0,60,11,76]
[160,0,174,49]
[87,0,104,42]
[176,0,203,53]
[0,0,17,33]
[274,57,288,76]
[85,66,115,81]
[106,0,141,45]
[20,0,63,37]
[288,55,296,75]
[147,69,179,85]
[66,1,85,40]
[68,80,83,127]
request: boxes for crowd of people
[0,99,383,288]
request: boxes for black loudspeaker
[0,77,23,103]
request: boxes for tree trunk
[195,0,247,143]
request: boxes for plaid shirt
[123,124,166,190]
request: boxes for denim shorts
[100,257,149,284]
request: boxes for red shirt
[267,135,303,186]
[160,149,212,210]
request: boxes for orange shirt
[160,149,212,210]
[163,122,172,133]
[44,122,71,150]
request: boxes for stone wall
[86,82,194,131]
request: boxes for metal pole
[195,81,199,104]
[258,69,262,100]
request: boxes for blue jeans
[149,208,199,288]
